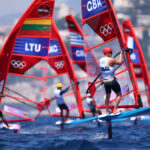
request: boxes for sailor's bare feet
[64,119,71,123]
[7,125,11,128]
[105,110,111,114]
[113,109,121,114]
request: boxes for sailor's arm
[60,87,70,95]
[0,93,8,97]
[111,51,123,65]
[90,100,95,106]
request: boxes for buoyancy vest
[99,57,115,80]
[54,88,65,105]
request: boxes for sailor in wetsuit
[86,93,102,116]
[99,47,123,114]
[54,83,70,122]
[0,111,9,128]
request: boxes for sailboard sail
[65,14,86,72]
[65,14,97,114]
[0,0,56,122]
[45,20,84,118]
[0,0,85,123]
[122,20,150,106]
[81,0,142,111]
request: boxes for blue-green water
[0,116,150,150]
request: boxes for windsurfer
[0,111,9,128]
[99,47,123,114]
[86,93,102,116]
[54,83,70,122]
[0,94,9,128]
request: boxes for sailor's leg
[113,92,121,114]
[112,79,122,114]
[91,108,96,116]
[104,83,111,114]
[60,110,64,122]
[65,108,69,121]
[105,93,111,114]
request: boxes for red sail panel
[48,56,67,74]
[81,0,141,110]
[0,0,85,121]
[122,20,150,106]
[9,55,41,74]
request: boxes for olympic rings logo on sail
[100,23,113,36]
[11,60,27,69]
[54,60,64,69]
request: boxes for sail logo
[121,84,130,95]
[38,5,50,17]
[130,51,140,64]
[69,23,75,28]
[49,40,62,56]
[124,28,130,33]
[25,43,41,53]
[87,0,102,12]
[123,85,129,93]
[127,36,137,50]
[49,45,58,54]
[76,50,84,57]
[70,32,83,46]
[72,47,85,61]
[100,22,113,36]
[13,37,49,56]
[130,53,136,60]
[54,60,64,69]
[11,60,27,69]
[82,0,107,19]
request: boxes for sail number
[25,43,41,52]
[87,0,102,12]
[25,43,59,54]
[49,45,58,54]
[76,50,84,57]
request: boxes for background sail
[0,0,85,122]
[65,14,86,72]
[122,19,150,106]
[45,20,84,118]
[66,14,96,115]
[81,0,142,110]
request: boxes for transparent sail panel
[85,39,135,108]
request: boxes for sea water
[0,115,150,150]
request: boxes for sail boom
[84,37,118,52]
